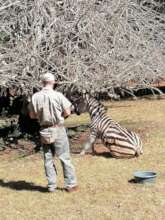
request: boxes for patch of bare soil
[70,130,110,155]
[0,139,36,161]
[70,130,90,145]
[1,120,161,160]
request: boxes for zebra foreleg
[80,135,97,155]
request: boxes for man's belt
[41,124,63,129]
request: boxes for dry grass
[0,99,165,220]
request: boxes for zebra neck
[85,95,106,119]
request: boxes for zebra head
[70,92,107,117]
[65,86,88,115]
[71,95,88,115]
[65,86,107,116]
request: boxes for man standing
[28,72,78,193]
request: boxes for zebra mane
[84,93,108,115]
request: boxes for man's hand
[29,111,38,119]
[70,105,75,114]
[62,108,71,118]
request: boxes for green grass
[0,99,165,220]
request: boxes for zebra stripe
[80,94,143,158]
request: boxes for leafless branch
[0,0,164,95]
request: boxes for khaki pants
[42,127,77,190]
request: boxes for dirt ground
[0,130,109,161]
[0,99,165,220]
[0,114,152,159]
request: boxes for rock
[9,143,17,149]
[67,129,77,137]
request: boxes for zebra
[72,93,143,158]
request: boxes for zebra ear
[85,93,90,100]
[82,89,86,94]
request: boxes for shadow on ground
[128,178,140,184]
[0,179,64,193]
[94,152,113,158]
[0,179,47,192]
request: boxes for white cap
[41,72,55,82]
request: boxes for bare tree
[0,0,165,95]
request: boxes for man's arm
[60,93,73,118]
[28,102,38,119]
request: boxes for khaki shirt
[29,88,71,126]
